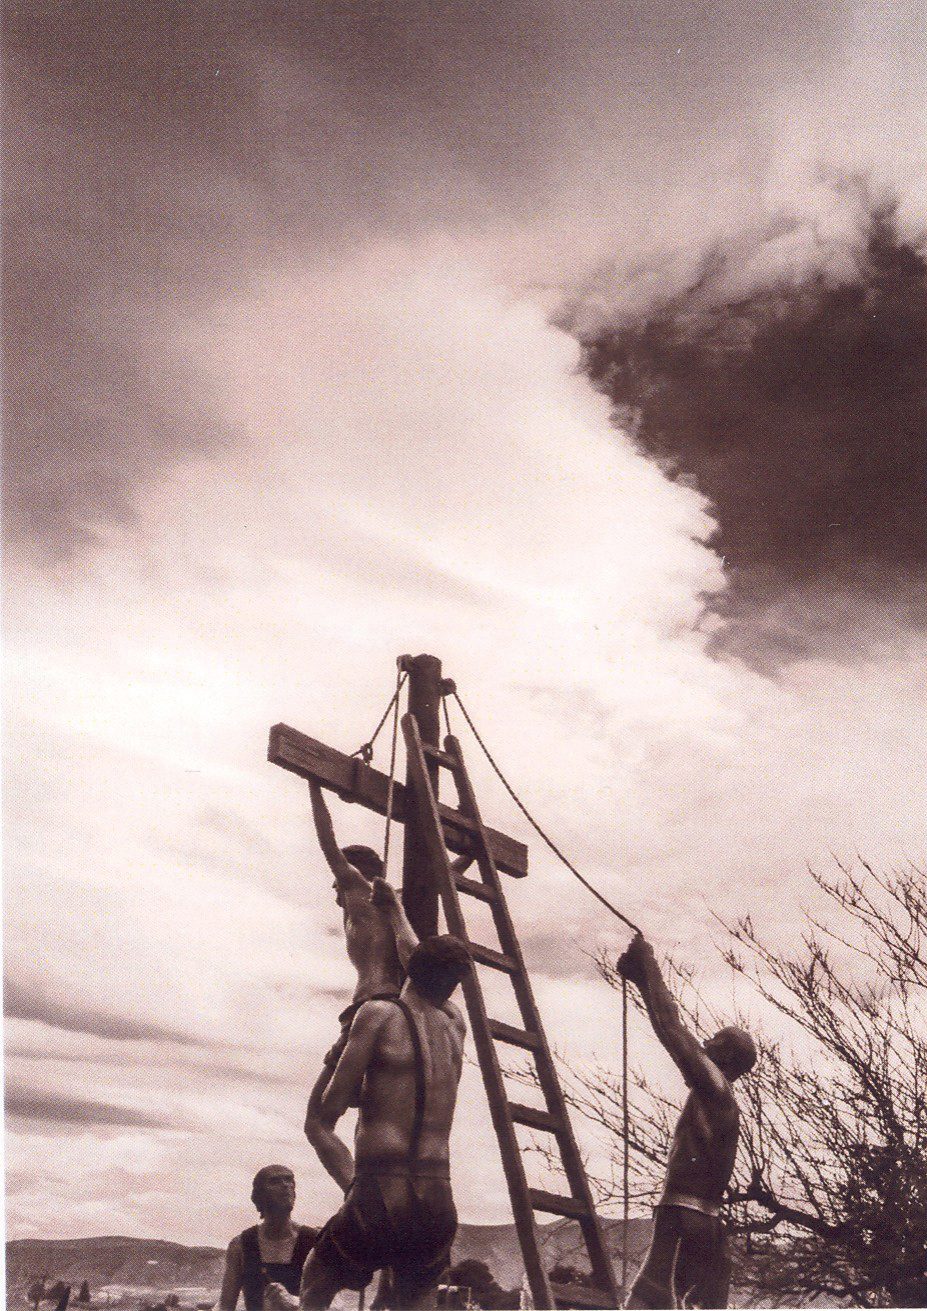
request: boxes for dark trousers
[626,1205,731,1309]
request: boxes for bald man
[618,934,757,1309]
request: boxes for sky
[3,0,925,1248]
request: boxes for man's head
[251,1164,296,1218]
[704,1026,757,1081]
[407,934,472,1005]
[341,845,384,883]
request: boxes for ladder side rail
[402,715,557,1311]
[443,734,621,1306]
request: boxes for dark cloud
[575,203,927,664]
[4,0,834,558]
[4,976,202,1046]
[6,1084,175,1130]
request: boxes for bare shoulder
[698,1069,739,1120]
[225,1233,244,1262]
[353,997,397,1028]
[441,998,467,1038]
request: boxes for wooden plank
[549,1282,614,1309]
[268,723,528,878]
[528,1189,591,1220]
[453,874,497,903]
[487,1019,541,1051]
[508,1102,562,1133]
[421,742,458,769]
[469,942,518,974]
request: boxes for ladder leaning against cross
[268,653,621,1311]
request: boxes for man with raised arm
[304,780,471,1184]
[618,933,757,1310]
[266,933,472,1311]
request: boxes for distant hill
[5,1237,226,1303]
[6,1220,652,1304]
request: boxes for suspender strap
[393,997,426,1162]
[292,1225,317,1269]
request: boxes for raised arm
[308,1001,389,1191]
[308,781,370,896]
[618,934,728,1100]
[370,878,419,969]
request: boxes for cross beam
[268,722,528,879]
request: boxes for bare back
[353,991,465,1168]
[341,890,403,1002]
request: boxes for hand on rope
[447,689,642,936]
[443,679,639,1265]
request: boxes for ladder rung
[486,1019,540,1050]
[469,942,518,974]
[508,1102,563,1133]
[550,1281,613,1309]
[453,873,497,903]
[421,742,458,769]
[528,1188,592,1220]
[438,807,479,834]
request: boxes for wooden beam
[268,723,528,879]
[401,653,443,939]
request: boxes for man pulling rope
[618,934,757,1309]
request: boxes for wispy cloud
[6,1087,177,1131]
[4,978,203,1046]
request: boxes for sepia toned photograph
[3,2,925,1308]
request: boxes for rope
[621,976,630,1292]
[351,673,408,764]
[449,685,639,1269]
[382,664,404,873]
[450,691,642,935]
[441,691,453,739]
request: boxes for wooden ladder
[402,713,621,1311]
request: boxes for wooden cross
[268,654,528,941]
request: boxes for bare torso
[343,894,403,1002]
[663,1086,739,1208]
[353,992,465,1167]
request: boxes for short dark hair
[407,934,472,1004]
[341,845,384,881]
[712,1026,757,1079]
[251,1164,294,1216]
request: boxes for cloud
[4,976,202,1045]
[569,193,927,665]
[5,1087,176,1131]
[8,0,918,557]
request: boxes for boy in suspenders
[219,1166,317,1311]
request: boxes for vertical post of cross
[399,652,443,940]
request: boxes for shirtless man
[267,933,472,1311]
[304,780,471,1185]
[618,933,757,1310]
[218,1165,317,1311]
